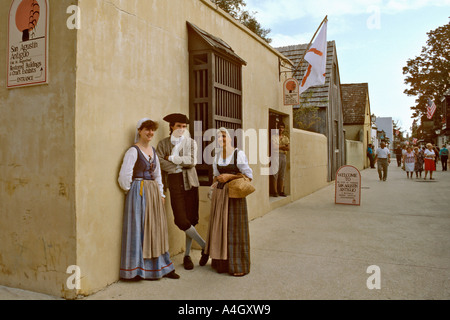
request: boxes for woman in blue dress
[118,118,179,280]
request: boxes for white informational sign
[7,0,49,89]
[335,165,361,206]
[283,78,299,105]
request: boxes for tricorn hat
[163,113,189,124]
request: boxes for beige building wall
[0,0,78,299]
[343,95,372,169]
[345,140,365,171]
[290,129,329,198]
[1,0,330,298]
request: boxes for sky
[244,0,450,134]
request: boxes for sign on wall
[335,165,361,206]
[283,78,299,105]
[7,0,49,89]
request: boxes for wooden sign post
[283,78,299,105]
[335,165,361,206]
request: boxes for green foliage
[293,105,322,131]
[293,91,325,132]
[403,21,450,124]
[212,0,272,43]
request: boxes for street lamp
[371,114,377,124]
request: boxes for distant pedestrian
[374,142,391,181]
[424,143,436,180]
[414,147,424,179]
[367,144,375,168]
[403,146,415,179]
[439,145,448,171]
[434,145,440,166]
[401,146,407,171]
[394,146,402,167]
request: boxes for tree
[293,92,326,132]
[403,21,450,128]
[212,0,272,43]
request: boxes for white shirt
[213,149,253,179]
[118,147,165,197]
[168,135,185,173]
[424,149,435,159]
[376,147,390,159]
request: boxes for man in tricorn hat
[156,113,208,270]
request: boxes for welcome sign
[335,165,361,206]
[7,0,49,88]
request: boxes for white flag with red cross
[299,21,328,95]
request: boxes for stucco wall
[290,129,329,199]
[346,139,365,171]
[1,0,331,299]
[74,0,297,296]
[345,123,371,169]
[0,0,78,299]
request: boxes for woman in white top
[424,143,436,180]
[204,127,253,277]
[117,118,179,280]
[402,146,415,179]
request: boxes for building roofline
[200,0,294,66]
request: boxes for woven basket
[227,177,255,199]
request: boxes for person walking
[394,146,402,167]
[204,127,253,277]
[156,113,208,270]
[414,147,424,179]
[118,118,179,280]
[439,145,448,171]
[403,146,415,179]
[424,143,436,180]
[433,145,440,166]
[368,144,376,168]
[374,142,391,181]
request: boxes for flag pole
[293,15,328,77]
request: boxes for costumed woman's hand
[217,174,232,183]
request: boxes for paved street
[2,163,450,300]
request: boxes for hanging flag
[299,21,328,95]
[427,98,437,119]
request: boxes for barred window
[187,22,246,185]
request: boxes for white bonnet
[134,118,152,143]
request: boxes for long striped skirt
[205,184,250,275]
[120,179,174,280]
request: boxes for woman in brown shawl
[203,128,253,276]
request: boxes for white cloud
[245,0,381,26]
[384,0,450,13]
[270,32,314,48]
[245,0,450,26]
